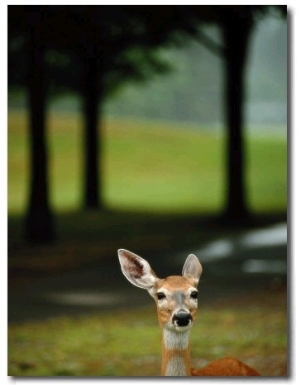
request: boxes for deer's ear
[118,249,158,290]
[182,254,203,286]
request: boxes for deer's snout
[172,310,192,327]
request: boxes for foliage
[7,5,186,100]
[8,5,287,101]
[104,17,286,125]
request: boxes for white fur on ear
[118,249,158,290]
[182,254,203,285]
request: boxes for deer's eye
[191,291,198,299]
[156,292,166,300]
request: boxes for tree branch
[194,29,226,58]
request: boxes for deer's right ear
[118,249,158,290]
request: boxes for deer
[118,248,260,376]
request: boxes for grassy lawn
[8,288,287,377]
[7,110,287,377]
[8,109,286,215]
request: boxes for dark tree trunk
[24,10,54,242]
[221,19,253,221]
[82,43,103,209]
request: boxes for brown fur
[191,357,260,376]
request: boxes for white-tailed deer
[118,249,260,376]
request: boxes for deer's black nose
[172,311,192,327]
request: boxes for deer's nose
[172,311,192,327]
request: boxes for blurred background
[8,5,287,377]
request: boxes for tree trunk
[221,19,253,221]
[82,43,103,209]
[24,10,54,242]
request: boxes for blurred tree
[8,5,187,240]
[73,5,204,209]
[25,10,55,241]
[9,7,55,242]
[74,5,179,209]
[221,12,254,220]
[8,5,287,244]
[79,5,286,220]
[177,5,287,221]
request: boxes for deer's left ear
[118,249,158,290]
[182,254,203,286]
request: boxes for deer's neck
[161,328,191,376]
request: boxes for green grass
[8,289,287,376]
[247,132,287,211]
[8,109,286,215]
[8,110,287,377]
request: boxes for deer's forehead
[156,276,195,291]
